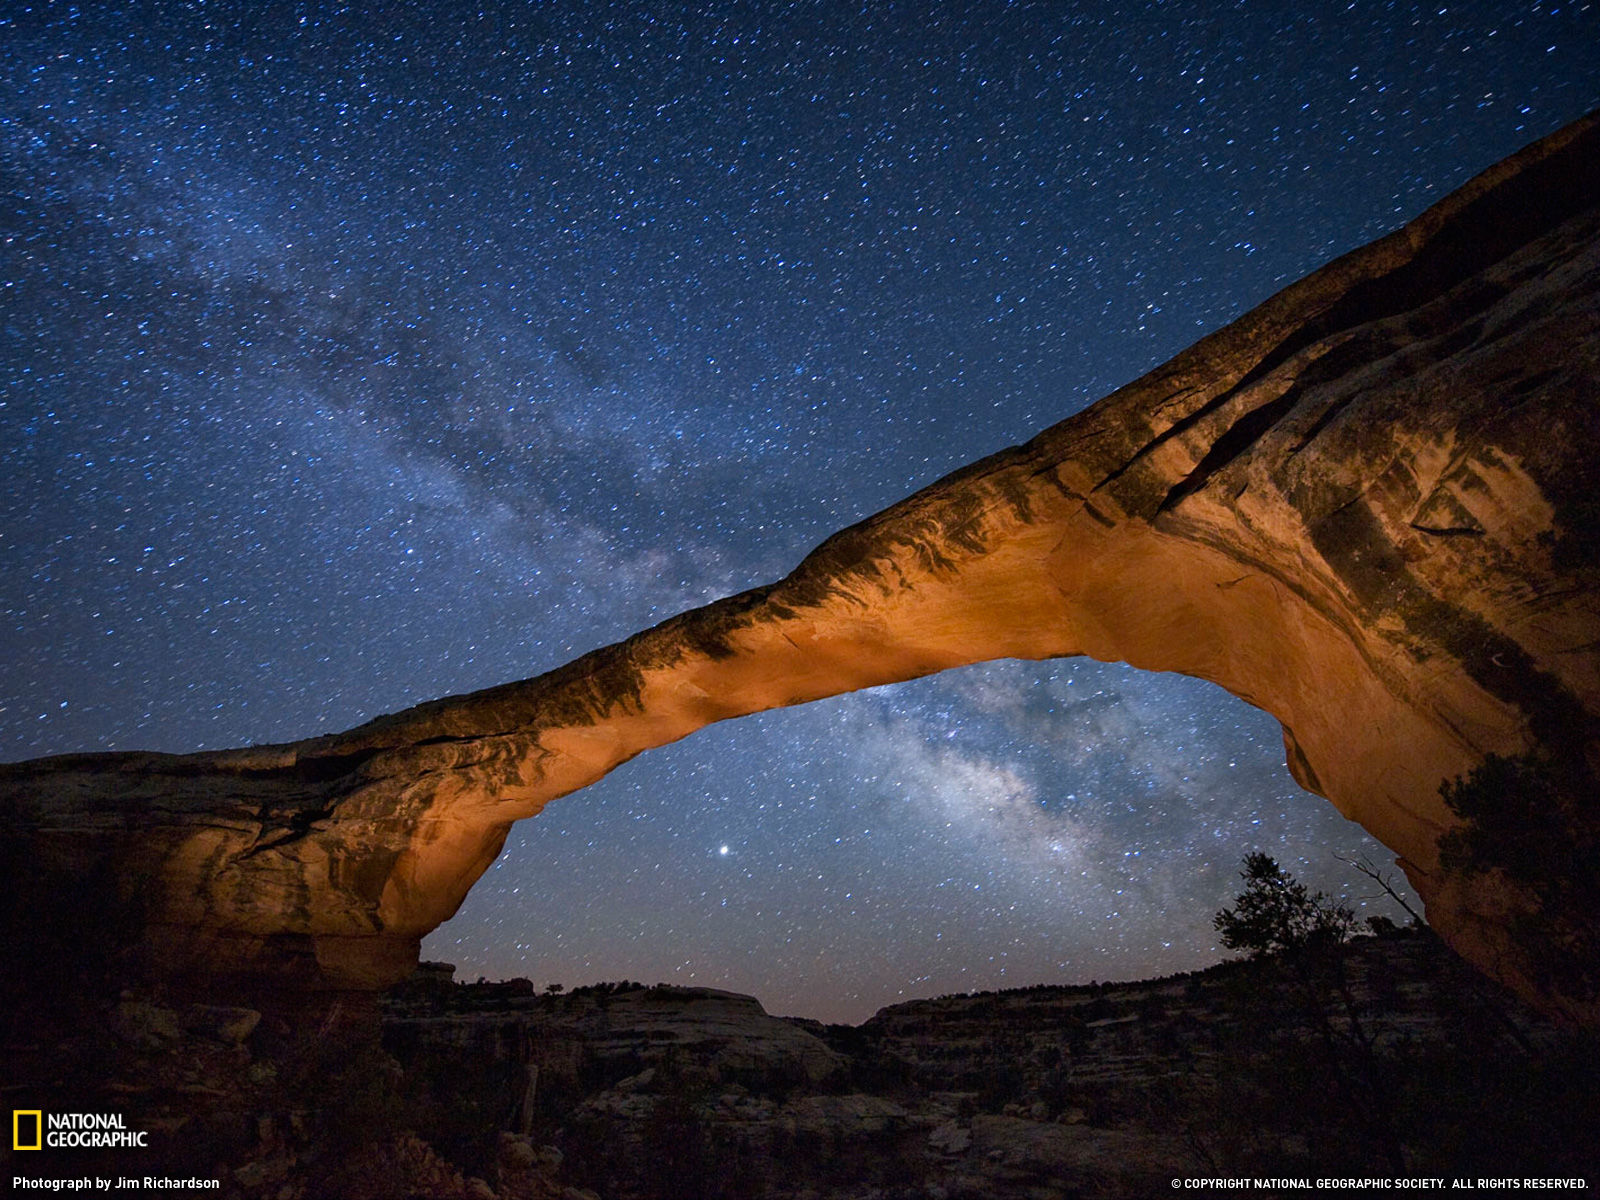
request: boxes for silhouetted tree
[1213,851,1356,958]
[1215,852,1400,1170]
[1439,751,1600,1002]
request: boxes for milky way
[4,1,1597,1022]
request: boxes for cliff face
[376,934,1584,1195]
[3,114,1598,1016]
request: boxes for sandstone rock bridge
[5,114,1598,1020]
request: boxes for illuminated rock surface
[3,112,1597,1015]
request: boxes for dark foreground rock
[380,930,1595,1199]
[4,929,1595,1198]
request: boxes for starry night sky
[4,1,1597,1023]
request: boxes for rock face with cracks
[4,113,1599,1018]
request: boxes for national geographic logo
[14,1110,41,1151]
[12,1111,148,1149]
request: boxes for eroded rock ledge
[4,113,1598,1018]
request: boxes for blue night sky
[4,1,1597,1022]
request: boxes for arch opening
[425,659,1417,1024]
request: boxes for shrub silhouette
[1213,851,1355,959]
[1214,852,1399,1169]
[1439,751,1600,1002]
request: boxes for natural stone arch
[4,111,1598,1019]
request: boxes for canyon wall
[4,113,1597,1018]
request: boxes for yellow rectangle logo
[14,1109,42,1150]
